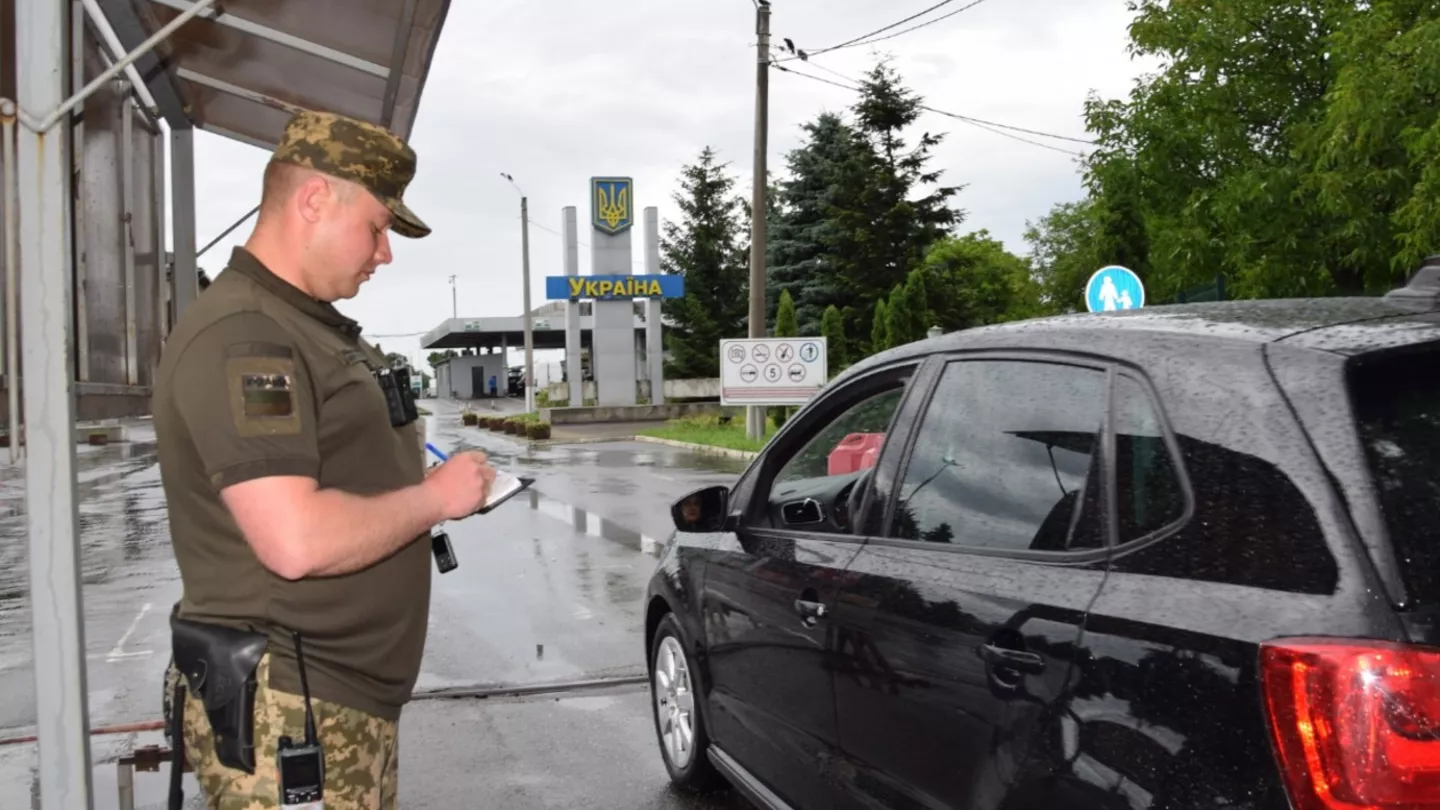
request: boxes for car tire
[650,612,725,793]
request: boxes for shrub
[461,411,478,426]
[526,422,552,440]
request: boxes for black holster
[170,614,269,773]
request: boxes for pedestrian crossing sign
[1085,265,1146,313]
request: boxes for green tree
[661,146,751,378]
[820,304,847,376]
[923,231,1042,328]
[871,297,890,354]
[774,288,798,337]
[830,61,964,338]
[768,113,874,334]
[771,289,799,428]
[1023,201,1109,315]
[1079,0,1353,299]
[885,282,913,347]
[1307,0,1440,286]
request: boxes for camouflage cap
[270,109,430,239]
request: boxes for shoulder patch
[226,355,302,437]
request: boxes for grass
[638,413,778,453]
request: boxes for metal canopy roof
[98,0,451,146]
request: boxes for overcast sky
[185,0,1156,368]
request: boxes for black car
[644,264,1440,810]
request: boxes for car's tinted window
[1113,374,1187,543]
[889,359,1108,551]
[1107,390,1337,594]
[775,386,908,485]
[1350,346,1440,605]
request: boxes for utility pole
[449,274,456,318]
[520,195,535,414]
[746,0,771,441]
[502,172,536,414]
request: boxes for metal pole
[79,0,159,117]
[121,93,139,385]
[170,127,198,318]
[2,109,20,464]
[197,203,258,258]
[449,274,456,318]
[35,0,218,132]
[521,196,535,414]
[746,0,771,441]
[17,1,95,809]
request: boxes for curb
[633,435,758,460]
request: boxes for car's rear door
[827,352,1114,809]
[700,358,929,809]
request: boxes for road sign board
[1085,265,1146,313]
[720,338,828,406]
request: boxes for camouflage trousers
[165,653,400,809]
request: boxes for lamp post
[501,172,535,414]
[448,274,456,318]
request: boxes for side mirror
[672,485,732,533]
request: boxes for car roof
[841,296,1440,381]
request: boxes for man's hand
[424,450,497,519]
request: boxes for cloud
[185,0,1154,367]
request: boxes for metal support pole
[79,0,159,117]
[449,274,456,318]
[746,0,771,441]
[170,126,199,319]
[17,2,95,810]
[34,0,218,133]
[521,196,535,414]
[2,108,19,464]
[121,94,139,385]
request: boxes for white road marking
[108,602,151,660]
[99,650,153,661]
[572,604,593,620]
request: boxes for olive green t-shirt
[153,247,429,721]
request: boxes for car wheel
[650,612,725,793]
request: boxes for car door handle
[980,644,1046,674]
[794,599,828,624]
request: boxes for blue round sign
[1085,265,1145,313]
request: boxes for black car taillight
[1261,638,1440,809]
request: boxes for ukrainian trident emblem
[591,177,634,235]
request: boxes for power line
[831,0,994,53]
[806,0,961,58]
[771,62,1093,156]
[776,0,992,63]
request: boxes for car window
[1113,374,1187,543]
[753,369,914,535]
[1349,346,1440,605]
[889,359,1108,552]
[775,387,908,485]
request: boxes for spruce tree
[820,304,847,377]
[661,147,750,378]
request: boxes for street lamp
[448,274,456,319]
[501,173,536,414]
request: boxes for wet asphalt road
[0,398,754,809]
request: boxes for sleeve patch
[226,356,303,436]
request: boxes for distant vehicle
[643,263,1440,810]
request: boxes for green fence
[1173,276,1227,304]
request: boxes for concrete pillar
[563,206,582,405]
[644,207,663,405]
[590,177,636,407]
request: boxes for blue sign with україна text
[546,274,684,301]
[1085,265,1146,312]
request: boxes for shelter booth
[0,0,452,806]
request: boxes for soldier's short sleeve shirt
[170,310,321,490]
